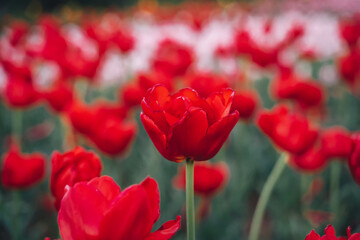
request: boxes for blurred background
[1,0,360,239]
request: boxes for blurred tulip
[320,127,354,159]
[152,39,193,77]
[58,176,181,240]
[42,82,74,112]
[1,143,46,189]
[231,90,259,120]
[257,104,318,154]
[173,161,229,197]
[186,72,229,98]
[50,146,102,210]
[347,134,360,186]
[141,85,239,162]
[289,146,328,173]
[4,75,40,108]
[272,70,324,111]
[339,16,360,47]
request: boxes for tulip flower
[58,176,181,240]
[141,85,238,240]
[320,127,354,159]
[42,82,74,112]
[305,225,360,240]
[50,146,102,210]
[289,146,328,173]
[231,90,259,120]
[347,134,360,186]
[173,161,229,197]
[141,85,239,162]
[152,39,193,77]
[1,143,46,189]
[5,75,40,108]
[272,71,324,111]
[257,104,318,155]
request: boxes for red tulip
[348,134,360,186]
[42,82,74,112]
[272,71,324,110]
[173,161,229,197]
[152,39,193,77]
[339,16,360,47]
[50,146,102,210]
[186,72,229,98]
[1,143,46,189]
[4,75,40,108]
[289,146,328,173]
[257,104,318,154]
[88,114,137,156]
[305,225,360,240]
[338,50,360,87]
[141,85,239,162]
[230,90,259,120]
[320,127,354,159]
[58,176,181,240]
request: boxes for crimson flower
[348,134,360,186]
[42,82,74,112]
[1,143,46,189]
[58,176,181,240]
[272,70,324,111]
[289,146,327,173]
[141,85,239,162]
[305,225,360,240]
[173,161,229,197]
[257,104,318,154]
[320,127,354,159]
[185,72,230,98]
[231,90,259,120]
[5,75,40,108]
[50,146,102,210]
[152,39,193,77]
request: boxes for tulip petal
[141,113,182,161]
[88,176,121,203]
[98,183,153,240]
[168,108,208,159]
[58,182,109,240]
[144,215,181,240]
[141,177,160,223]
[196,111,239,160]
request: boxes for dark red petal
[141,177,160,223]
[88,176,121,203]
[196,111,239,160]
[58,182,109,240]
[167,108,208,159]
[98,183,153,240]
[144,215,181,240]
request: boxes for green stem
[330,161,341,214]
[12,191,21,240]
[249,153,287,240]
[186,158,195,240]
[12,110,22,145]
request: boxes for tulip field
[1,1,360,240]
